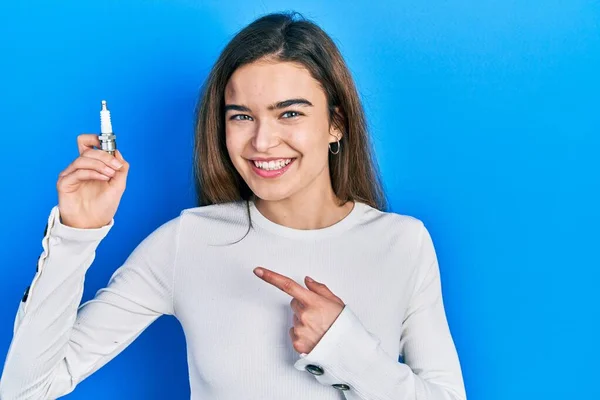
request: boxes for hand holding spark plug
[56,101,129,229]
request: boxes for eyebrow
[224,98,314,113]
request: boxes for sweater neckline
[248,199,366,240]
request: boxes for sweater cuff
[19,206,113,314]
[293,305,381,393]
[49,205,114,242]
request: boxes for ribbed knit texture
[0,200,466,400]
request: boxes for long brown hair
[193,11,387,211]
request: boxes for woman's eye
[230,114,253,121]
[281,111,301,119]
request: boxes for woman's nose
[251,121,280,152]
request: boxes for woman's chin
[247,181,296,203]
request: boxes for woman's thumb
[110,149,129,189]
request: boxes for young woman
[0,12,466,400]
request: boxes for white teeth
[253,158,292,171]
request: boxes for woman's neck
[253,192,354,230]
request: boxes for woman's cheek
[286,127,321,152]
[225,127,247,152]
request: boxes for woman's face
[224,59,340,203]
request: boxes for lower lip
[249,159,296,178]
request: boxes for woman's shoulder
[358,202,428,244]
[360,202,425,231]
[177,201,249,227]
[174,200,251,243]
[179,200,248,220]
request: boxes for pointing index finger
[254,267,313,303]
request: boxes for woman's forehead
[225,61,325,106]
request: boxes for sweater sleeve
[293,222,466,400]
[0,205,181,400]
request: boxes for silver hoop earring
[329,138,341,155]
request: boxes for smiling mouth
[248,158,296,178]
[251,158,294,171]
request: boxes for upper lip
[248,157,296,162]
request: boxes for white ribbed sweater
[0,200,466,400]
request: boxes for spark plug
[99,100,117,156]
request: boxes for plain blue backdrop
[1,1,598,399]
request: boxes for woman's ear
[328,124,343,144]
[329,106,345,142]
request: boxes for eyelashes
[281,111,301,119]
[230,114,252,121]
[228,110,304,121]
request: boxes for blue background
[1,1,598,399]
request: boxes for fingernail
[111,160,123,169]
[254,268,263,277]
[306,276,314,283]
